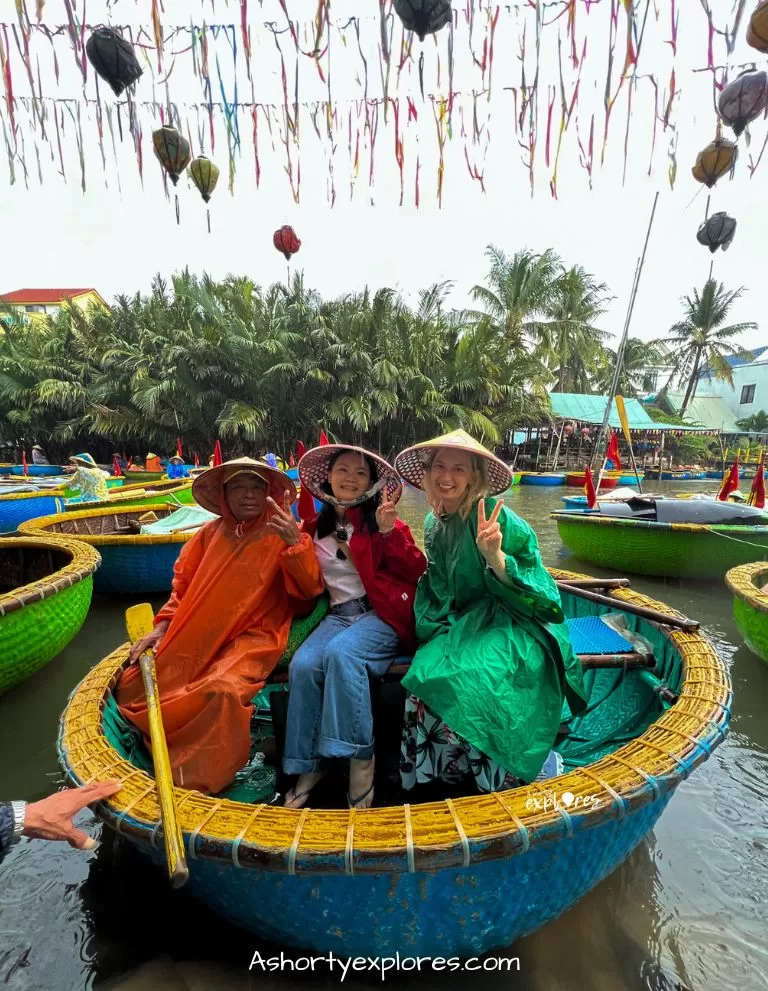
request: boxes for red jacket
[302,509,427,651]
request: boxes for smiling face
[428,448,475,514]
[224,472,268,522]
[328,451,373,502]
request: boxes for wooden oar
[555,581,699,631]
[125,603,189,889]
[558,578,631,590]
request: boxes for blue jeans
[282,604,401,774]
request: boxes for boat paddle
[125,602,189,889]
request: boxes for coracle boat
[122,469,165,484]
[509,471,522,486]
[520,472,566,486]
[725,562,768,664]
[565,471,619,489]
[57,569,730,957]
[554,498,768,579]
[0,534,100,695]
[65,477,194,512]
[0,487,67,534]
[62,476,124,498]
[617,471,645,485]
[19,504,196,595]
[10,464,65,477]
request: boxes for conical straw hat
[299,444,401,503]
[395,429,512,496]
[192,457,296,515]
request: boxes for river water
[1,481,766,991]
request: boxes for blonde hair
[421,448,491,520]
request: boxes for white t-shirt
[314,526,367,606]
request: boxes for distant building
[0,288,107,324]
[696,346,768,421]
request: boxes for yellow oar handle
[138,650,189,889]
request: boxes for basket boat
[57,569,729,958]
[0,488,66,534]
[509,471,522,486]
[19,504,196,595]
[565,472,619,489]
[65,477,194,512]
[554,512,768,578]
[122,469,165,484]
[617,472,645,485]
[0,534,100,695]
[10,464,65,477]
[62,476,124,498]
[520,472,566,486]
[725,562,768,664]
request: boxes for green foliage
[644,406,719,462]
[736,410,768,433]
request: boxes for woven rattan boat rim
[0,487,66,502]
[58,567,731,874]
[0,533,101,616]
[18,504,197,546]
[725,562,768,614]
[551,512,768,536]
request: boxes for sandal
[347,781,375,810]
[283,770,326,809]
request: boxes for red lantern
[564,423,573,436]
[273,225,301,261]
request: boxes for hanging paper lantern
[564,423,573,436]
[696,211,737,253]
[273,225,301,261]
[85,27,143,97]
[717,69,768,137]
[691,137,738,187]
[747,1,768,53]
[152,127,191,186]
[189,156,219,202]
[393,0,453,42]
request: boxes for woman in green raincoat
[395,430,587,793]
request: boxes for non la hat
[395,429,512,497]
[69,452,98,468]
[298,444,401,504]
[192,457,297,515]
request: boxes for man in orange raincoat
[116,458,324,794]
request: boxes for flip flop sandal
[347,781,375,810]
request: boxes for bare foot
[284,770,325,809]
[348,758,375,809]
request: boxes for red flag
[296,441,307,459]
[296,440,316,521]
[584,465,597,508]
[748,454,765,509]
[212,440,223,467]
[717,457,739,501]
[112,455,123,477]
[193,452,200,468]
[21,450,28,476]
[289,451,296,467]
[319,430,329,446]
[127,456,133,469]
[606,430,621,470]
[176,437,183,458]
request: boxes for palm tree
[668,279,756,416]
[596,338,663,397]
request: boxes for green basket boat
[61,476,124,498]
[57,569,730,958]
[725,562,768,664]
[0,534,101,695]
[64,477,194,512]
[553,511,768,579]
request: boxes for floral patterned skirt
[400,694,563,794]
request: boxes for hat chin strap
[321,478,387,509]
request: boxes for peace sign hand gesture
[376,485,401,534]
[476,498,504,564]
[266,492,302,546]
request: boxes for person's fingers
[489,499,504,524]
[77,780,122,805]
[478,498,486,528]
[67,826,97,851]
[392,483,402,503]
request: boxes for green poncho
[401,499,587,783]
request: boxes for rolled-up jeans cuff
[282,757,323,775]
[318,736,374,761]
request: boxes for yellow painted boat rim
[0,533,101,617]
[57,567,731,874]
[18,504,199,546]
[725,562,768,614]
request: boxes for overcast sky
[1,0,766,351]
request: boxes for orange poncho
[116,514,323,793]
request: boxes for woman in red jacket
[283,444,426,810]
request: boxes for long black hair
[316,449,382,538]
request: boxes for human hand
[127,621,168,665]
[375,485,401,534]
[23,780,122,849]
[266,492,302,546]
[62,465,76,474]
[476,499,504,564]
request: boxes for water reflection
[0,481,766,990]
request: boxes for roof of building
[661,392,740,432]
[725,345,768,368]
[0,288,99,304]
[548,392,711,432]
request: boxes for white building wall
[697,359,768,418]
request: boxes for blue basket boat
[56,570,729,958]
[520,472,566,486]
[19,504,195,595]
[10,464,66,477]
[0,488,66,534]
